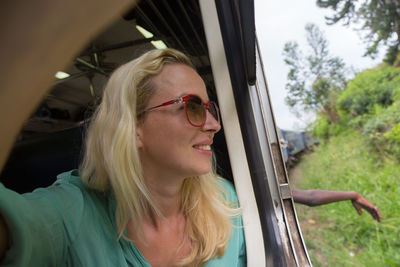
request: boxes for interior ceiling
[21,0,213,139]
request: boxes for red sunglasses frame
[143,94,220,127]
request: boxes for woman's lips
[193,144,212,155]
[193,145,211,150]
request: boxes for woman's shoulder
[51,169,110,205]
[24,169,88,201]
[54,169,84,187]
[22,169,109,211]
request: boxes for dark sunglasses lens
[209,102,220,123]
[186,96,205,126]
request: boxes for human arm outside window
[292,189,381,222]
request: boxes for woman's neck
[144,172,186,221]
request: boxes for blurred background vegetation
[299,51,400,267]
[293,130,400,266]
[283,1,400,266]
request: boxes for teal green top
[0,170,246,267]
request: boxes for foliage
[384,122,400,143]
[333,64,400,159]
[294,130,400,266]
[316,0,400,64]
[361,102,400,159]
[337,66,400,118]
[311,116,331,140]
[311,114,345,140]
[283,23,347,123]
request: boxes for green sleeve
[0,180,84,267]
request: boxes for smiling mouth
[193,145,211,151]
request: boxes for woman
[0,49,246,266]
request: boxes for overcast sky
[254,0,384,131]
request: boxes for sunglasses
[143,94,220,127]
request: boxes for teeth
[194,145,211,150]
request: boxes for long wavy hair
[79,48,240,266]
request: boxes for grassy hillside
[293,130,400,266]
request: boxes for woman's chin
[191,164,212,176]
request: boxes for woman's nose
[202,110,221,133]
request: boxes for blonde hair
[79,48,240,266]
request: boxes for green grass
[293,129,400,267]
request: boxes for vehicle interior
[0,0,233,192]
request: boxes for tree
[283,23,347,123]
[316,0,400,64]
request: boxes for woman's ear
[136,126,144,149]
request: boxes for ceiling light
[55,71,70,79]
[136,25,154,38]
[151,40,168,50]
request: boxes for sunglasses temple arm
[145,99,180,112]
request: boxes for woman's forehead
[150,64,208,100]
